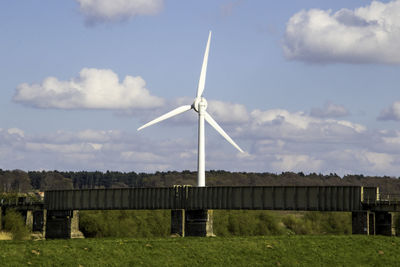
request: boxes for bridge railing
[0,197,43,207]
[361,187,380,204]
[376,194,400,204]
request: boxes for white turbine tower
[137,31,244,187]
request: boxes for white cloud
[7,128,25,138]
[310,102,349,118]
[251,109,312,130]
[26,142,98,154]
[331,120,366,133]
[363,151,394,172]
[121,151,164,163]
[14,68,164,110]
[283,0,400,64]
[330,149,399,174]
[76,129,117,142]
[248,109,365,142]
[208,100,249,124]
[76,0,163,25]
[382,131,400,145]
[378,101,400,120]
[271,154,323,173]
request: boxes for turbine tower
[137,31,244,187]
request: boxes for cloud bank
[14,68,164,110]
[76,0,163,25]
[3,104,400,176]
[283,0,400,64]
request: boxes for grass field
[0,235,399,266]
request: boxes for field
[0,235,399,266]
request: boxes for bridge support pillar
[185,209,214,237]
[375,211,395,236]
[171,209,185,236]
[71,211,84,238]
[46,210,72,239]
[171,209,214,237]
[352,211,375,235]
[45,210,83,239]
[32,210,46,233]
[25,210,33,230]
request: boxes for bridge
[1,185,396,238]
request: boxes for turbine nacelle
[192,97,207,113]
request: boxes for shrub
[282,212,351,235]
[3,209,30,240]
[256,212,284,235]
[79,210,351,237]
[303,212,351,234]
[79,210,170,238]
[213,210,284,236]
[282,214,314,234]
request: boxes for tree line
[1,168,400,195]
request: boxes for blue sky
[1,0,400,177]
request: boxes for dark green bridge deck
[44,186,378,212]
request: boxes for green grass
[0,235,399,266]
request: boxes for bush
[79,210,170,238]
[282,214,314,234]
[79,210,351,238]
[282,212,351,235]
[213,210,284,236]
[3,210,30,240]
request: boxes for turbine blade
[204,111,244,153]
[137,105,192,131]
[196,31,212,98]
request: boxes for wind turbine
[137,31,244,187]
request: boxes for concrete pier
[171,209,214,237]
[45,210,83,239]
[45,210,72,239]
[352,211,395,236]
[352,211,373,235]
[26,210,33,229]
[32,210,45,232]
[375,211,395,236]
[171,209,185,236]
[71,210,84,238]
[185,209,214,237]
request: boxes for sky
[1,0,400,177]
